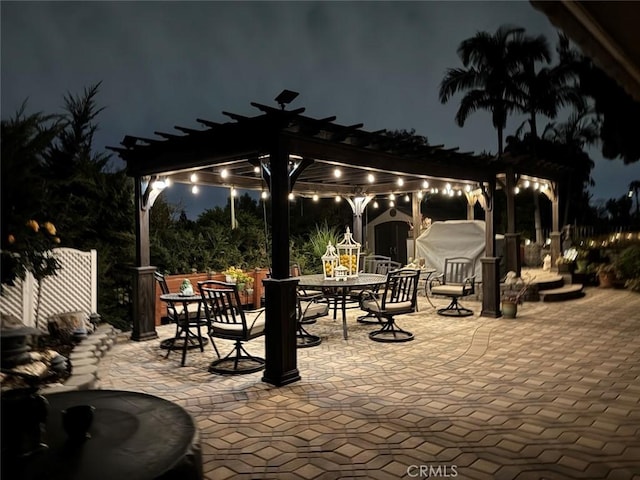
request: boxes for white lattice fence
[0,248,97,329]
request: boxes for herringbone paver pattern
[99,286,640,479]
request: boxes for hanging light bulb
[422,180,429,189]
[404,194,410,202]
[164,177,172,187]
[190,173,198,183]
[457,190,462,196]
[334,169,342,178]
[389,200,395,207]
[445,183,451,191]
[389,193,396,200]
[335,195,341,202]
[417,191,423,199]
[397,178,404,187]
[312,194,319,202]
[253,166,260,174]
[368,173,375,183]
[191,185,199,194]
[231,187,237,197]
[288,192,294,200]
[373,200,379,208]
[464,184,471,192]
[514,186,520,194]
[524,180,530,188]
[261,190,268,200]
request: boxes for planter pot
[501,301,518,319]
[598,272,616,288]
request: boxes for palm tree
[439,25,548,157]
[511,34,584,243]
[542,107,599,226]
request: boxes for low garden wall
[154,269,270,325]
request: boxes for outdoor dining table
[295,273,387,340]
[5,389,203,480]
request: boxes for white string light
[190,173,198,183]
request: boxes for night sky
[3,1,639,218]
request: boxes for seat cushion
[430,285,467,296]
[300,301,329,321]
[361,299,412,314]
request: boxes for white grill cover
[416,220,487,279]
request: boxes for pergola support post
[504,233,522,276]
[262,278,300,386]
[481,257,501,317]
[346,195,373,245]
[132,176,158,342]
[131,266,158,341]
[262,139,300,386]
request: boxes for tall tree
[439,25,546,157]
[542,107,599,226]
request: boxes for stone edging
[39,324,126,394]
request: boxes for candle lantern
[321,242,339,280]
[334,265,349,281]
[336,227,361,278]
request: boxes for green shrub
[614,245,640,280]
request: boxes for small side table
[159,293,207,366]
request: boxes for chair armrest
[245,308,265,330]
[429,274,444,288]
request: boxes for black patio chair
[429,257,476,317]
[198,280,266,375]
[359,268,421,342]
[296,290,329,348]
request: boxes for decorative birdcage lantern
[321,242,339,280]
[334,265,349,281]
[336,227,361,278]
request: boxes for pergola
[109,91,568,386]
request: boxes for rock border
[39,324,126,394]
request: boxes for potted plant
[222,266,253,292]
[501,271,532,319]
[596,263,617,288]
[556,248,578,274]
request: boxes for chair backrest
[442,257,475,286]
[154,271,170,295]
[362,255,391,273]
[376,260,402,275]
[380,268,421,312]
[198,280,260,339]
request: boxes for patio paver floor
[99,285,640,479]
